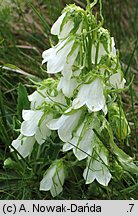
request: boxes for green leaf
[104,118,138,174]
[17,83,30,120]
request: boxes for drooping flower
[40,160,65,197]
[51,12,74,39]
[28,90,46,110]
[42,39,75,73]
[47,109,82,142]
[72,78,107,113]
[83,147,112,186]
[35,114,52,145]
[11,134,35,158]
[63,121,94,161]
[21,110,44,137]
[57,76,78,98]
[109,72,126,89]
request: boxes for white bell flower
[57,76,78,98]
[63,121,95,161]
[62,45,80,79]
[21,110,43,137]
[11,134,35,158]
[72,78,106,113]
[28,89,46,110]
[51,12,74,39]
[51,12,66,36]
[109,72,126,89]
[35,114,52,145]
[42,39,75,73]
[83,148,112,186]
[40,161,65,197]
[47,109,82,142]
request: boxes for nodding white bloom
[21,110,53,145]
[40,160,65,197]
[51,12,74,39]
[63,121,95,161]
[109,72,126,89]
[29,89,67,109]
[57,76,78,98]
[28,90,46,110]
[21,110,44,137]
[91,43,107,64]
[62,45,80,79]
[11,134,35,158]
[47,110,82,142]
[42,39,75,73]
[35,114,52,145]
[72,78,106,113]
[83,148,112,186]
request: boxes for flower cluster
[10,3,137,197]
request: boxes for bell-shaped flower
[42,39,75,73]
[62,44,80,79]
[35,114,52,145]
[11,134,35,158]
[72,78,106,113]
[109,72,126,89]
[83,147,112,186]
[28,89,46,110]
[63,121,95,161]
[57,76,78,98]
[51,12,74,39]
[21,110,43,137]
[47,109,82,142]
[40,160,65,197]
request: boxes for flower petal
[51,12,66,36]
[11,134,35,158]
[35,114,52,145]
[42,39,74,74]
[40,165,57,191]
[28,90,45,110]
[83,149,112,186]
[21,110,43,136]
[57,77,78,98]
[50,165,65,197]
[58,110,82,142]
[47,114,68,130]
[59,20,74,39]
[73,78,106,112]
[109,72,126,89]
[73,128,94,161]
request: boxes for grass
[0,0,138,200]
